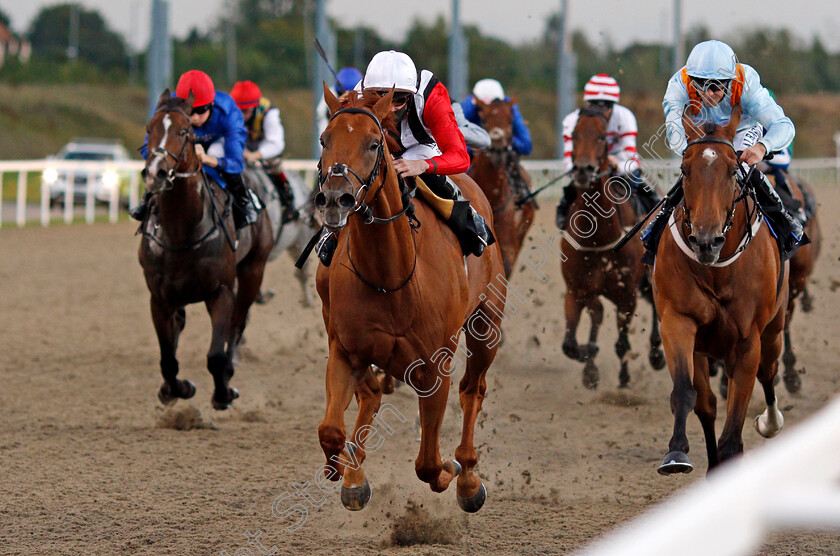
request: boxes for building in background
[0,21,30,68]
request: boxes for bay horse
[138,90,274,410]
[468,98,536,278]
[314,85,506,513]
[654,105,788,476]
[561,105,665,390]
[717,176,821,397]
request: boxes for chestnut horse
[654,106,788,475]
[138,90,274,409]
[561,105,665,390]
[314,86,506,513]
[468,98,536,278]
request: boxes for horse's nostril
[688,235,698,245]
[314,192,327,209]
[712,236,726,247]
[338,193,356,210]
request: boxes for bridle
[317,107,416,226]
[317,106,419,293]
[146,107,201,192]
[680,136,755,238]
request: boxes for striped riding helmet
[583,74,620,103]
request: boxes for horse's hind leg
[294,266,312,308]
[230,251,270,363]
[581,298,604,390]
[755,313,786,439]
[717,335,761,463]
[452,307,502,513]
[782,303,801,394]
[614,296,636,388]
[151,300,195,404]
[414,363,458,495]
[205,286,237,410]
[562,291,585,362]
[648,300,666,370]
[692,354,718,472]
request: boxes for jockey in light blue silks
[642,40,807,262]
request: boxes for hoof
[211,387,239,410]
[449,459,462,477]
[649,348,666,371]
[255,289,275,306]
[582,360,599,390]
[657,451,693,475]
[562,341,579,361]
[341,479,371,511]
[754,403,784,438]
[157,380,196,405]
[783,369,802,394]
[457,482,487,513]
[800,291,813,313]
[618,363,630,388]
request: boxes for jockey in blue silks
[460,78,532,156]
[134,70,257,230]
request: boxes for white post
[129,170,140,210]
[0,171,4,228]
[109,181,119,223]
[40,179,49,227]
[64,171,74,224]
[16,171,27,228]
[85,170,95,224]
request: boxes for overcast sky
[2,0,839,52]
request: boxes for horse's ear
[722,104,742,140]
[476,98,488,114]
[157,88,170,108]
[509,95,518,105]
[682,107,703,144]
[372,87,395,121]
[323,81,341,118]
[182,91,195,114]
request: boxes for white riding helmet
[472,78,505,103]
[362,50,418,93]
[685,40,738,80]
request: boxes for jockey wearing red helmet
[230,80,297,223]
[134,70,257,229]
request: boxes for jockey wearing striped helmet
[555,73,661,230]
[641,40,806,263]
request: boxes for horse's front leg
[581,297,604,390]
[614,294,636,388]
[317,345,359,504]
[562,290,585,362]
[718,334,761,463]
[648,299,667,370]
[151,299,195,404]
[338,366,384,511]
[657,312,698,475]
[205,286,238,410]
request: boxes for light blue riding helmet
[685,40,738,79]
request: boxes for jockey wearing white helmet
[555,73,661,230]
[336,50,493,257]
[642,40,806,263]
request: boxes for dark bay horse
[561,105,665,390]
[468,98,536,278]
[138,90,274,409]
[654,106,788,475]
[314,85,506,513]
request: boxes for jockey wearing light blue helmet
[643,40,807,264]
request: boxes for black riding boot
[640,177,684,265]
[224,172,259,230]
[130,190,153,221]
[271,173,299,223]
[629,171,662,215]
[555,183,578,230]
[750,170,807,260]
[422,173,495,257]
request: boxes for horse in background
[653,106,787,476]
[560,104,665,390]
[468,98,536,278]
[138,90,274,410]
[314,86,505,513]
[243,163,318,307]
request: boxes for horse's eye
[179,129,187,136]
[370,140,380,151]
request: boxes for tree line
[1,1,839,97]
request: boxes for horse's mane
[339,91,403,155]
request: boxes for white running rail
[0,158,837,228]
[575,394,840,556]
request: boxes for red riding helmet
[176,70,215,107]
[230,80,261,109]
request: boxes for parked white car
[43,139,134,206]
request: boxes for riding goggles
[372,90,412,107]
[190,103,212,116]
[691,78,731,93]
